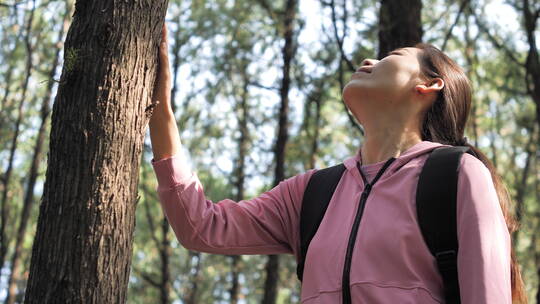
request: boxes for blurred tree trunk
[309,97,321,169]
[159,217,172,304]
[0,9,26,147]
[4,3,70,304]
[23,0,169,303]
[262,0,298,303]
[184,251,202,304]
[326,0,363,134]
[512,125,536,246]
[536,196,540,304]
[229,256,241,304]
[302,77,325,170]
[522,0,540,131]
[0,0,36,276]
[228,63,250,304]
[537,259,540,304]
[463,11,480,146]
[139,173,172,304]
[378,0,423,59]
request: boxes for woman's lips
[355,66,372,73]
[351,68,371,79]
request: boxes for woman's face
[342,47,426,125]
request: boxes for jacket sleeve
[151,152,315,259]
[457,153,512,304]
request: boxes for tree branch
[441,0,469,52]
[133,267,160,288]
[248,81,279,92]
[470,6,524,66]
[328,0,355,71]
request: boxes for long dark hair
[414,43,527,303]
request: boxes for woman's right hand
[150,23,172,119]
[148,23,180,161]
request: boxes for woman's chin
[342,83,365,105]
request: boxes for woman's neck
[360,124,422,165]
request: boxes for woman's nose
[356,58,378,72]
[360,58,378,67]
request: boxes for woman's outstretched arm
[147,24,315,258]
[149,24,180,161]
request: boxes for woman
[149,25,527,303]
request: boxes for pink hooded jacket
[151,140,511,303]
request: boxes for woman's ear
[415,78,444,95]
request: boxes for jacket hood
[343,140,448,176]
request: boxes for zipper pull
[363,183,372,195]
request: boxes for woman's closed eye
[386,51,402,57]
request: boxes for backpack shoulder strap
[297,163,346,281]
[416,146,472,304]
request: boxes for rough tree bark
[262,0,298,303]
[23,0,169,303]
[4,4,70,304]
[377,0,423,59]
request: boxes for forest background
[0,0,539,303]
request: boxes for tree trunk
[170,10,186,115]
[327,0,363,135]
[229,255,241,304]
[536,265,540,304]
[309,88,322,170]
[0,6,25,116]
[0,0,37,275]
[23,1,169,303]
[262,0,297,303]
[522,0,540,131]
[377,0,423,59]
[301,77,324,170]
[489,106,500,168]
[140,172,172,304]
[463,11,480,146]
[229,66,250,304]
[511,125,536,246]
[184,251,201,304]
[262,254,280,304]
[533,209,540,304]
[159,218,172,304]
[4,4,70,304]
[536,237,540,303]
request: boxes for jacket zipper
[342,158,396,304]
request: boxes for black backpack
[297,146,473,304]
